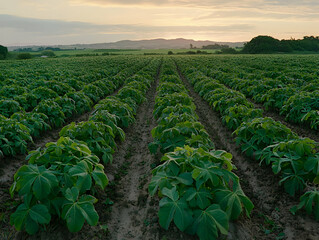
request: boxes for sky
[1,0,319,46]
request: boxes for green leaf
[148,172,172,196]
[192,166,220,189]
[62,187,98,232]
[10,203,51,235]
[92,164,108,189]
[214,187,254,220]
[148,141,159,154]
[13,164,58,200]
[279,173,306,197]
[192,204,229,240]
[158,187,193,231]
[185,187,212,209]
[69,161,93,193]
[295,190,319,221]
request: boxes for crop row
[9,58,161,235]
[0,57,151,158]
[179,56,319,130]
[176,58,319,221]
[148,58,253,240]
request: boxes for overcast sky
[1,0,319,46]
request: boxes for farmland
[0,54,319,239]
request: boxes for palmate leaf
[92,164,109,189]
[69,160,93,193]
[149,172,174,196]
[293,190,319,221]
[158,187,193,232]
[192,166,220,189]
[10,203,51,235]
[62,187,99,232]
[191,204,229,240]
[11,164,58,200]
[192,165,238,189]
[279,172,306,196]
[214,186,254,220]
[185,187,212,209]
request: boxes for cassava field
[0,54,319,240]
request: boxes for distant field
[9,48,218,57]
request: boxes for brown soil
[176,64,319,240]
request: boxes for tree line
[242,35,319,53]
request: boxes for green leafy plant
[46,80,75,96]
[117,87,146,105]
[55,96,77,119]
[260,138,319,196]
[89,110,125,141]
[10,137,108,234]
[33,100,65,127]
[31,87,59,102]
[61,187,99,232]
[149,146,253,240]
[65,92,93,115]
[281,92,319,124]
[301,110,319,130]
[94,97,135,128]
[10,195,51,235]
[291,190,319,221]
[0,100,24,118]
[60,121,116,164]
[150,121,213,154]
[154,93,195,120]
[14,93,38,111]
[222,105,263,130]
[0,117,32,156]
[11,112,50,137]
[82,84,104,102]
[234,117,298,158]
[0,85,27,98]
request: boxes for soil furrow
[103,70,161,240]
[176,64,319,240]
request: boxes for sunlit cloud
[0,14,254,45]
[194,9,319,21]
[2,0,319,45]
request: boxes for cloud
[0,14,254,45]
[70,0,319,9]
[0,14,254,34]
[70,0,264,8]
[194,9,319,21]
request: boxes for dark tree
[41,50,56,57]
[242,35,285,53]
[17,53,32,59]
[0,45,8,60]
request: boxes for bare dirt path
[176,63,319,240]
[100,64,195,240]
[101,70,161,240]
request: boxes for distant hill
[8,38,245,51]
